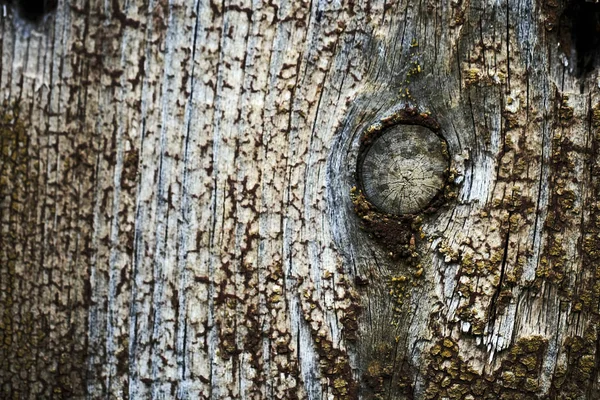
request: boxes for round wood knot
[358,124,448,215]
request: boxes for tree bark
[1,0,599,399]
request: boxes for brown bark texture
[1,0,600,399]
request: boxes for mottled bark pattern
[329,0,600,399]
[1,0,365,398]
[1,0,600,399]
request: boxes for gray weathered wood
[2,0,600,399]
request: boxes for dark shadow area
[559,0,600,78]
[1,0,57,22]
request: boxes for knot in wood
[359,124,448,215]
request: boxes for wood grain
[1,0,600,399]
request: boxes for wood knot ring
[358,124,449,215]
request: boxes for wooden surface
[1,0,600,399]
[358,124,448,215]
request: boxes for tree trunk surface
[1,0,599,399]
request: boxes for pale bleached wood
[0,0,368,398]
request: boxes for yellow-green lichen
[423,336,548,399]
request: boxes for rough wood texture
[2,0,600,399]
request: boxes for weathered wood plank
[3,0,600,399]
